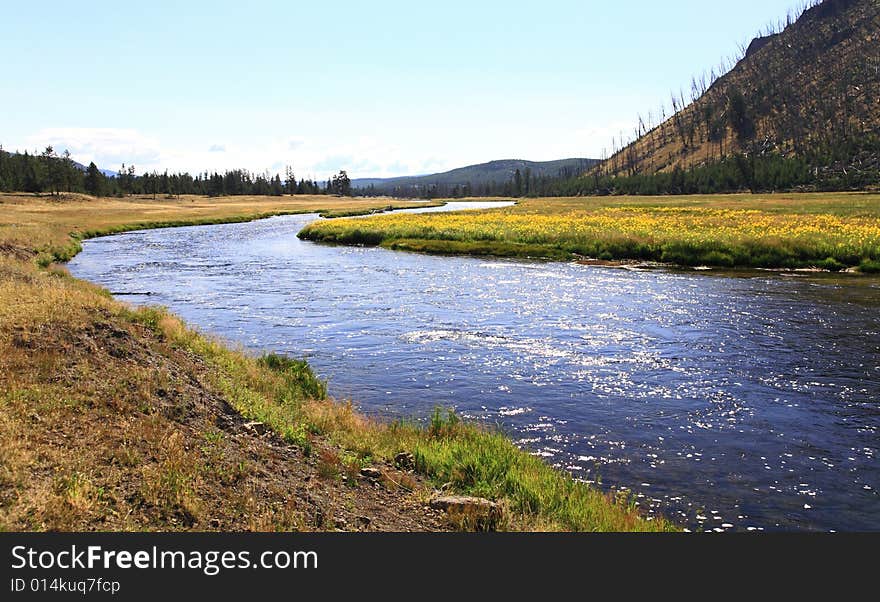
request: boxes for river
[68,201,880,531]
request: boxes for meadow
[0,193,438,265]
[299,192,880,271]
[0,192,670,532]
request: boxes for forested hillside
[353,158,598,198]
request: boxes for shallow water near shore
[68,203,880,531]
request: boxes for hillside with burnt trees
[573,0,880,195]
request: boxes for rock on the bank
[429,495,502,530]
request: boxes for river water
[68,202,880,531]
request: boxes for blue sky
[1,1,800,179]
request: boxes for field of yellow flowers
[298,193,880,271]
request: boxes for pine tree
[330,170,351,196]
[271,174,283,196]
[284,166,296,194]
[41,146,62,195]
[22,151,41,192]
[61,149,77,192]
[84,162,106,197]
[0,145,6,191]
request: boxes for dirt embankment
[0,290,447,531]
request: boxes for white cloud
[25,128,162,171]
[19,126,561,181]
[221,136,456,181]
[19,127,434,180]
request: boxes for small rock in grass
[243,421,267,435]
[360,467,383,480]
[394,451,415,470]
[429,495,502,530]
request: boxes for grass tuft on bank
[129,306,669,530]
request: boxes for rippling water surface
[68,205,880,531]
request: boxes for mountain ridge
[353,158,599,194]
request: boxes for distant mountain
[68,158,117,178]
[352,158,599,195]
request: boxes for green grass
[318,201,445,218]
[381,238,571,260]
[123,305,672,531]
[405,409,660,531]
[859,258,880,273]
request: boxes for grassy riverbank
[299,192,880,271]
[0,192,671,531]
[0,193,441,266]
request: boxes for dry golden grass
[0,192,431,263]
[0,263,446,531]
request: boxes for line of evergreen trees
[557,135,880,196]
[0,147,84,195]
[3,138,878,201]
[0,146,353,198]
